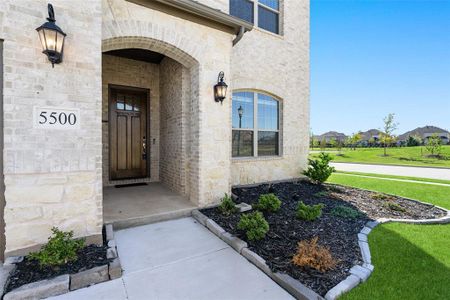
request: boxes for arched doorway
[101,37,200,228]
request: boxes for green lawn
[328,173,450,209]
[336,171,450,185]
[341,223,450,300]
[310,146,450,168]
[327,174,450,299]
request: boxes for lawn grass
[341,223,450,300]
[328,173,450,209]
[336,171,450,185]
[310,146,450,168]
[328,174,450,299]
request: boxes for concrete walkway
[334,172,450,187]
[50,218,292,300]
[331,162,450,181]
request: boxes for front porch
[103,183,196,229]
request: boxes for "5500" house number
[33,107,80,129]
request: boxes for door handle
[142,136,147,160]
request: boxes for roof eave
[150,0,253,33]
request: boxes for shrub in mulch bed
[5,245,110,293]
[201,181,446,296]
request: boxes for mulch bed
[5,244,110,293]
[201,181,446,296]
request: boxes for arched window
[232,91,280,157]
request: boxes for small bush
[218,193,238,216]
[296,201,324,221]
[257,193,281,212]
[292,237,338,272]
[383,202,406,212]
[303,152,335,184]
[237,212,269,241]
[28,227,85,267]
[313,191,329,198]
[331,205,363,219]
[372,193,390,201]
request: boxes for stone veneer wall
[0,0,103,255]
[103,0,233,207]
[230,0,310,185]
[101,54,160,186]
[159,58,190,196]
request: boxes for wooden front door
[109,86,148,180]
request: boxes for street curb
[192,209,324,300]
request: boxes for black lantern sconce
[214,71,228,104]
[36,4,66,67]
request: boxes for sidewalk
[50,218,292,300]
[331,162,450,180]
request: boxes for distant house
[315,131,348,143]
[360,129,383,145]
[398,126,450,144]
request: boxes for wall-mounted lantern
[36,4,66,67]
[214,71,228,104]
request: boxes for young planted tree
[328,137,337,148]
[380,113,399,156]
[349,132,362,150]
[425,134,442,157]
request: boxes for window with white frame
[230,0,280,34]
[232,91,280,157]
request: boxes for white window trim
[232,0,282,35]
[232,91,282,159]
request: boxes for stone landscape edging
[1,224,122,300]
[194,199,450,300]
[192,209,325,300]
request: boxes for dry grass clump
[292,237,338,272]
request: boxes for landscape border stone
[194,188,450,300]
[192,209,324,300]
[1,224,123,299]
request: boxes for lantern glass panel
[43,28,57,51]
[56,31,65,53]
[38,29,47,51]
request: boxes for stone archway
[101,35,201,205]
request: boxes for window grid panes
[230,0,280,35]
[232,91,280,157]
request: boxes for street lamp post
[237,105,243,156]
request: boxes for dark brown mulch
[201,181,446,296]
[5,245,110,293]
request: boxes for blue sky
[311,0,450,135]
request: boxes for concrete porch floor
[103,183,196,229]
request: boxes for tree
[380,113,399,156]
[407,135,422,147]
[328,137,337,148]
[320,138,327,150]
[348,132,362,150]
[336,139,344,155]
[425,134,442,156]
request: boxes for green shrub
[257,193,281,212]
[313,191,329,198]
[28,227,85,267]
[383,202,406,212]
[237,212,269,241]
[372,193,389,200]
[218,193,238,216]
[303,152,335,184]
[331,205,363,219]
[296,201,324,221]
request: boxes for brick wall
[159,58,188,195]
[101,54,160,186]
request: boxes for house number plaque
[33,107,80,129]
